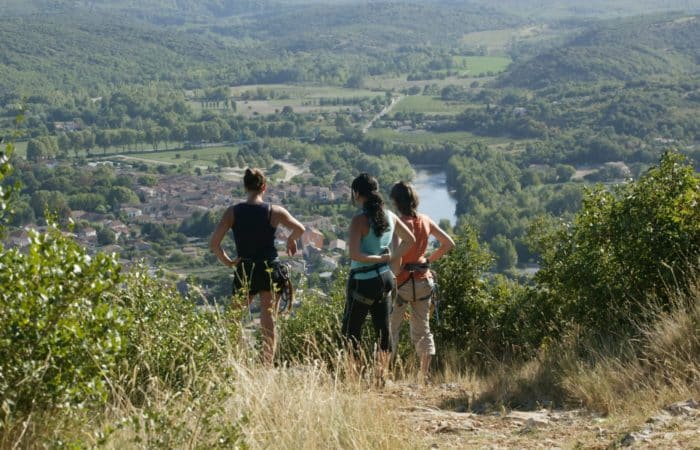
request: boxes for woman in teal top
[343,173,415,378]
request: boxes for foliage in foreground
[0,224,124,414]
[533,151,700,335]
[0,146,241,445]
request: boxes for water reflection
[411,167,457,225]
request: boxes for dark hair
[390,181,419,217]
[351,173,388,237]
[244,168,265,192]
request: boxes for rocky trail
[381,382,700,448]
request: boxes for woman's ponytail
[351,173,388,236]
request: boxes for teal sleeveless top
[350,210,396,280]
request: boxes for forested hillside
[500,15,700,88]
[0,1,521,99]
[472,0,698,18]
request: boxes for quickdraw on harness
[276,262,294,314]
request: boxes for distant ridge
[498,15,700,88]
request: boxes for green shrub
[533,151,700,335]
[117,266,238,397]
[278,273,346,363]
[0,222,125,416]
[431,226,494,367]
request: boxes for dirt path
[363,95,404,133]
[382,381,700,448]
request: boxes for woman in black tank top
[210,168,305,364]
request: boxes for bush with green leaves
[1,134,240,427]
[277,273,346,363]
[431,226,492,361]
[0,222,125,416]
[116,267,238,397]
[533,151,700,335]
[431,226,563,369]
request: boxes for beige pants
[390,277,435,356]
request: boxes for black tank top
[231,202,278,261]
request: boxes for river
[411,166,458,225]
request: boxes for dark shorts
[341,269,396,352]
[232,260,285,296]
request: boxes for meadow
[390,96,469,115]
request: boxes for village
[5,160,354,300]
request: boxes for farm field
[190,84,385,117]
[364,74,488,91]
[11,140,27,158]
[458,56,512,75]
[390,95,469,115]
[110,145,238,167]
[232,99,357,117]
[228,84,380,99]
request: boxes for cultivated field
[390,96,469,115]
[189,84,385,117]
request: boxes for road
[362,95,404,134]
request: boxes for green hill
[0,3,521,100]
[499,15,700,88]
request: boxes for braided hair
[351,173,388,237]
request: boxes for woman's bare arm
[209,206,239,267]
[272,205,305,256]
[426,218,455,263]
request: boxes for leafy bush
[116,266,238,397]
[277,273,346,363]
[533,151,700,335]
[0,223,125,416]
[432,226,563,369]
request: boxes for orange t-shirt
[397,213,432,285]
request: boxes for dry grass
[478,277,700,417]
[102,353,417,449]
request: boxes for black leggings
[341,270,396,353]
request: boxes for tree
[491,234,517,271]
[26,136,58,162]
[26,138,47,162]
[97,227,116,245]
[107,186,139,207]
[81,130,95,156]
[533,151,700,335]
[96,130,112,155]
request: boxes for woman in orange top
[389,181,455,380]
